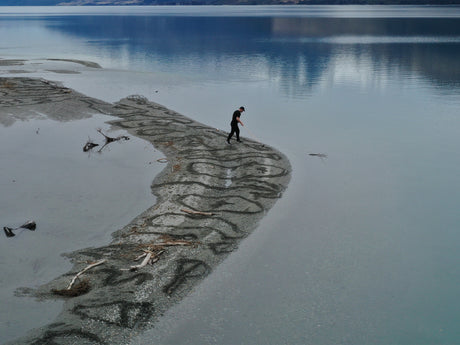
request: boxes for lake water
[1,5,460,345]
[0,113,163,341]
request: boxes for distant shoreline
[2,2,460,7]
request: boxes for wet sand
[1,77,291,344]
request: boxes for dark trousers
[227,123,240,141]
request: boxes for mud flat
[1,77,291,345]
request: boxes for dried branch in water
[96,128,129,143]
[3,227,14,237]
[83,137,99,152]
[19,221,36,230]
[95,128,130,152]
[67,259,106,290]
[3,220,36,237]
[308,153,328,159]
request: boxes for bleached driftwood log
[129,252,152,271]
[67,259,106,290]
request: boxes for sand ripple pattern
[2,79,291,345]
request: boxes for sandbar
[1,77,291,345]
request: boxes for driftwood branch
[120,235,197,272]
[149,252,163,265]
[308,153,328,159]
[134,252,148,261]
[121,250,165,271]
[67,259,106,290]
[96,128,129,143]
[3,220,36,238]
[53,279,90,297]
[129,252,152,271]
[157,238,193,246]
[95,128,130,153]
[83,128,130,153]
[181,208,214,216]
[83,137,99,152]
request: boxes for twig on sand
[181,208,214,216]
[121,250,165,271]
[52,279,90,297]
[157,235,194,247]
[67,259,106,290]
[134,252,148,261]
[128,252,152,271]
[120,235,197,272]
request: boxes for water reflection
[271,17,460,36]
[2,13,460,97]
[0,108,93,127]
[33,15,460,98]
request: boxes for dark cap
[239,106,245,111]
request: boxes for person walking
[227,106,245,144]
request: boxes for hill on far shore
[1,0,460,6]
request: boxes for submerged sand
[1,77,291,345]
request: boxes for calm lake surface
[1,5,460,345]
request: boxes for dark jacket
[231,110,242,125]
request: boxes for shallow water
[1,5,460,345]
[0,113,162,342]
